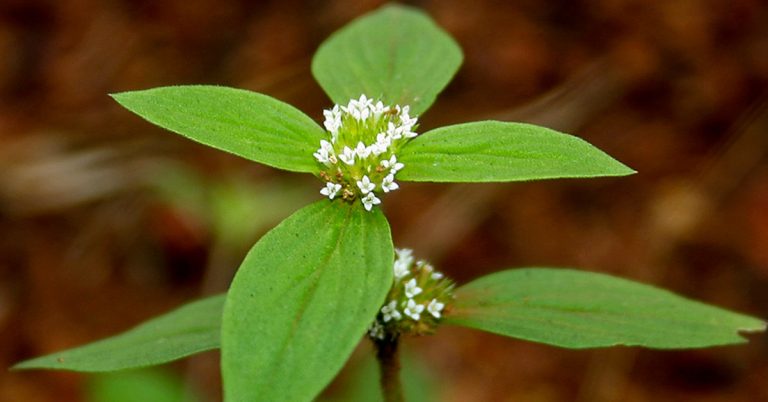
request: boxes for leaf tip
[9,357,42,371]
[739,319,767,335]
[614,163,638,177]
[109,91,132,106]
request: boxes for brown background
[1,0,767,401]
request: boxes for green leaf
[446,268,766,349]
[311,4,462,116]
[222,200,393,402]
[14,295,225,372]
[398,121,635,182]
[87,368,199,402]
[112,86,324,173]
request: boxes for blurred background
[1,0,767,401]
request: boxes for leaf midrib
[267,203,356,384]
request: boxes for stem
[374,336,404,402]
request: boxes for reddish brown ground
[1,1,767,401]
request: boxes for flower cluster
[314,95,418,211]
[368,248,455,341]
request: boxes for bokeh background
[1,0,767,401]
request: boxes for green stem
[374,336,404,402]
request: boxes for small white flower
[355,141,371,159]
[387,121,404,140]
[313,148,330,164]
[400,106,417,126]
[314,140,337,164]
[431,272,444,280]
[381,155,404,173]
[372,101,386,118]
[324,120,341,135]
[395,248,413,264]
[368,321,385,340]
[369,143,387,156]
[403,299,425,321]
[370,133,391,156]
[377,131,391,143]
[393,260,410,278]
[361,192,381,211]
[358,94,373,105]
[339,146,356,165]
[394,248,413,278]
[427,298,445,319]
[313,140,336,164]
[381,174,399,193]
[381,301,401,322]
[354,108,368,120]
[356,175,375,194]
[320,182,342,199]
[404,278,422,298]
[323,105,342,134]
[345,95,372,121]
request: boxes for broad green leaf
[112,86,324,173]
[398,121,635,182]
[446,268,766,349]
[311,4,462,116]
[14,295,224,372]
[87,368,199,402]
[222,200,393,402]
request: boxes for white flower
[372,101,386,118]
[319,182,342,199]
[370,133,391,156]
[403,299,425,321]
[361,192,381,211]
[344,95,372,121]
[400,106,418,131]
[381,174,399,193]
[381,301,401,322]
[313,96,419,208]
[381,155,404,173]
[395,248,414,264]
[313,148,329,164]
[355,141,371,159]
[369,143,387,156]
[403,127,418,139]
[393,249,412,278]
[339,146,356,165]
[431,272,444,280]
[393,260,410,278]
[356,175,375,194]
[313,140,336,164]
[368,321,385,340]
[396,248,412,257]
[427,298,445,319]
[404,278,422,298]
[323,105,342,134]
[386,121,404,140]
